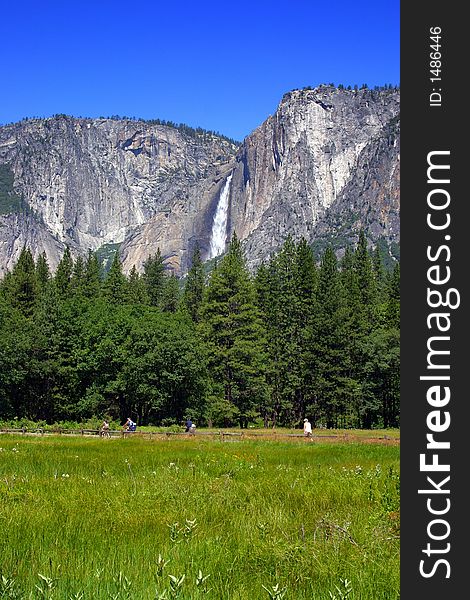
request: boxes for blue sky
[1,0,399,141]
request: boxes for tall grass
[0,436,399,599]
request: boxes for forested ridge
[0,232,399,429]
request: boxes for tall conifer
[128,265,148,304]
[183,243,205,322]
[83,250,102,299]
[7,246,38,317]
[306,246,347,427]
[201,234,267,426]
[35,251,51,294]
[102,252,128,304]
[161,273,181,313]
[143,249,165,308]
[54,247,73,299]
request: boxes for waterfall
[208,173,233,259]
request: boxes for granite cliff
[0,85,399,275]
[228,86,399,268]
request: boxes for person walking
[303,418,312,438]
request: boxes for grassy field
[0,434,399,599]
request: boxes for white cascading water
[208,173,233,259]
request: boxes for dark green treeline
[0,232,399,428]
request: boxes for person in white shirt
[303,418,312,437]
[100,419,110,438]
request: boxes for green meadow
[0,435,399,599]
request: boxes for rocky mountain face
[0,86,399,276]
[228,86,399,268]
[310,112,400,258]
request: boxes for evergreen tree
[143,249,165,307]
[254,261,271,316]
[255,252,290,426]
[293,238,318,417]
[127,265,148,304]
[32,284,85,421]
[35,251,51,293]
[295,238,317,322]
[385,262,400,330]
[306,246,348,427]
[0,270,12,299]
[262,237,302,425]
[7,246,38,317]
[0,231,400,430]
[340,246,360,303]
[54,247,74,299]
[0,293,37,417]
[201,233,267,427]
[372,244,387,302]
[182,243,205,322]
[354,230,378,327]
[361,255,400,428]
[350,232,385,426]
[361,326,400,428]
[339,246,369,426]
[161,272,181,313]
[83,250,102,299]
[255,237,318,426]
[102,252,128,304]
[70,255,86,296]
